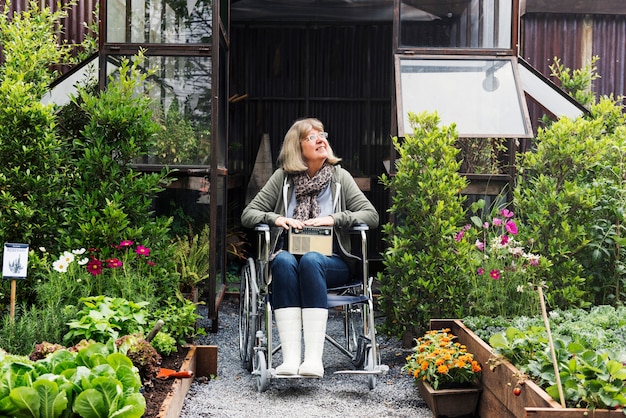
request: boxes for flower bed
[430,319,625,417]
[156,345,217,418]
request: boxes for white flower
[516,285,524,293]
[39,247,47,253]
[61,251,75,264]
[53,259,69,273]
[72,248,87,255]
[78,257,89,266]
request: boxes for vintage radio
[287,226,334,256]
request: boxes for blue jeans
[270,251,350,309]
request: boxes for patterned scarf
[292,164,333,221]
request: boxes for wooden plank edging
[157,345,218,418]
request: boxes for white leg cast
[298,308,328,377]
[274,307,302,375]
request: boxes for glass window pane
[397,57,530,137]
[400,0,511,49]
[106,55,212,165]
[106,0,213,44]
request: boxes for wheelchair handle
[349,223,369,233]
[254,223,270,232]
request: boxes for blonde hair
[277,118,341,173]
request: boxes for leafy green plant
[174,224,210,291]
[150,332,178,357]
[471,305,626,409]
[64,296,150,345]
[116,334,162,384]
[0,1,70,250]
[0,304,72,356]
[489,322,626,409]
[152,299,206,345]
[378,111,473,340]
[0,341,145,417]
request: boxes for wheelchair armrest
[254,223,270,232]
[349,223,369,233]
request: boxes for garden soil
[177,296,432,418]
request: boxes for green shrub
[0,2,70,248]
[378,111,473,340]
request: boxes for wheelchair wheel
[346,304,365,355]
[239,258,256,371]
[253,350,269,392]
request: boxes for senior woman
[241,118,379,377]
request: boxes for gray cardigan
[241,165,379,269]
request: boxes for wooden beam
[525,0,626,15]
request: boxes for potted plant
[403,328,483,417]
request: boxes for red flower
[86,257,103,275]
[119,240,134,248]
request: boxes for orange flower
[437,365,449,374]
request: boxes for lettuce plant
[0,342,145,417]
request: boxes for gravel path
[180,297,432,418]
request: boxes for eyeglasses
[302,132,329,142]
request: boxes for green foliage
[115,334,162,384]
[174,224,210,290]
[152,299,206,345]
[0,342,145,417]
[549,56,600,107]
[57,52,174,253]
[515,95,626,308]
[0,305,72,356]
[0,2,69,248]
[378,111,473,339]
[486,306,626,409]
[63,296,150,345]
[150,332,178,357]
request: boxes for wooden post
[537,286,566,408]
[10,279,16,321]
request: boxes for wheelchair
[238,223,387,392]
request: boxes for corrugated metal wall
[522,13,626,104]
[1,0,96,52]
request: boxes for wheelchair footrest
[333,367,388,375]
[270,372,322,379]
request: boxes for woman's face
[301,128,329,167]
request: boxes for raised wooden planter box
[157,345,218,418]
[430,319,624,418]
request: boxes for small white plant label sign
[2,243,29,279]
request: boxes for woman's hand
[275,215,334,229]
[275,216,305,230]
[303,215,334,227]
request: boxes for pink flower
[490,269,500,280]
[483,222,490,229]
[475,239,485,251]
[119,240,134,248]
[500,235,509,245]
[146,260,156,267]
[106,258,123,268]
[505,221,518,235]
[135,245,151,257]
[454,230,465,242]
[492,217,502,226]
[500,208,514,218]
[477,268,485,275]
